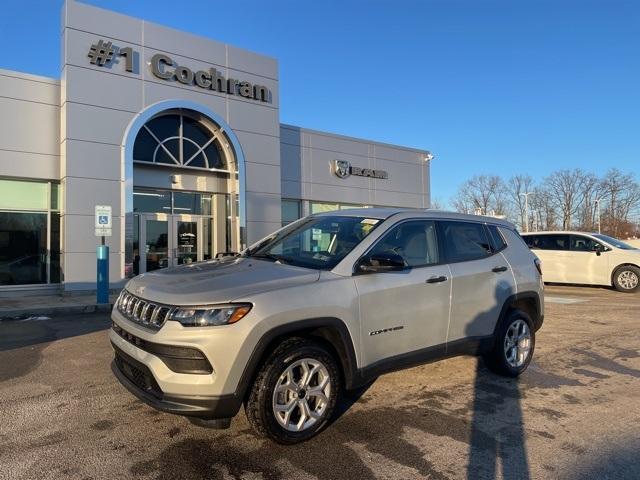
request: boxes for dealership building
[0,1,432,294]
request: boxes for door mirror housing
[356,253,407,273]
[593,244,604,256]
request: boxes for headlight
[169,304,252,327]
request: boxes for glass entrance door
[143,217,169,272]
[173,217,200,266]
[137,214,203,273]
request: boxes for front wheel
[613,265,640,293]
[484,309,535,377]
[245,337,340,444]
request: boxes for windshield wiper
[249,253,290,264]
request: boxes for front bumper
[111,341,242,419]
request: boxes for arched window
[132,109,232,172]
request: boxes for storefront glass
[0,179,61,286]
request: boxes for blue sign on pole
[97,245,109,304]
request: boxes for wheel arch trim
[235,317,359,400]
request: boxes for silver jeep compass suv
[110,209,544,444]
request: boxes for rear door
[440,220,516,344]
[526,234,571,283]
[354,219,451,367]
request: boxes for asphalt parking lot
[1,285,638,480]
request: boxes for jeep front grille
[116,290,173,330]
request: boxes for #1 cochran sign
[95,205,112,237]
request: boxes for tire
[484,309,535,377]
[245,337,341,444]
[612,265,640,293]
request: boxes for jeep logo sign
[332,160,388,179]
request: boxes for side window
[440,221,492,263]
[486,225,507,252]
[536,234,570,251]
[570,235,601,252]
[523,234,538,248]
[368,220,439,267]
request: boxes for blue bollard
[97,245,109,304]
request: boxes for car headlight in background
[169,304,252,327]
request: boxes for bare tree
[530,186,559,231]
[452,175,507,216]
[600,169,640,236]
[576,172,604,231]
[545,169,591,229]
[506,174,535,231]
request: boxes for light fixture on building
[170,174,181,184]
[424,151,434,162]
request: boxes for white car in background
[522,231,640,293]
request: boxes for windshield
[593,234,637,250]
[245,215,382,270]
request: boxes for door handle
[426,275,448,284]
[492,266,508,273]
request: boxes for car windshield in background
[593,234,637,250]
[246,215,382,270]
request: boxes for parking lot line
[544,296,590,304]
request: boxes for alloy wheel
[272,358,331,432]
[503,319,532,368]
[618,270,639,290]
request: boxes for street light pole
[595,198,601,234]
[520,192,534,232]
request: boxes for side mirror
[593,244,604,256]
[356,253,407,273]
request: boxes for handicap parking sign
[95,205,112,236]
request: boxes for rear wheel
[612,265,640,293]
[484,309,535,377]
[245,337,340,444]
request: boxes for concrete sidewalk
[0,293,118,319]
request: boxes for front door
[137,214,203,273]
[355,220,451,367]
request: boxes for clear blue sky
[1,0,638,203]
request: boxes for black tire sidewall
[257,341,340,444]
[613,266,640,293]
[490,309,536,377]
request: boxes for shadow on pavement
[0,313,110,381]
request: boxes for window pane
[252,215,381,270]
[440,221,492,262]
[182,115,211,147]
[0,212,47,285]
[133,215,140,276]
[50,212,61,283]
[571,235,600,252]
[50,183,60,211]
[146,115,180,141]
[133,190,171,213]
[0,180,48,210]
[282,199,301,226]
[158,138,180,164]
[487,225,507,252]
[203,141,224,169]
[369,220,439,267]
[173,192,201,215]
[311,202,338,214]
[532,234,570,250]
[133,127,157,163]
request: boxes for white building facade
[0,1,432,294]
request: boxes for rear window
[525,234,570,251]
[440,220,492,263]
[486,225,507,252]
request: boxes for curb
[0,303,114,320]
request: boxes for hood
[125,257,320,305]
